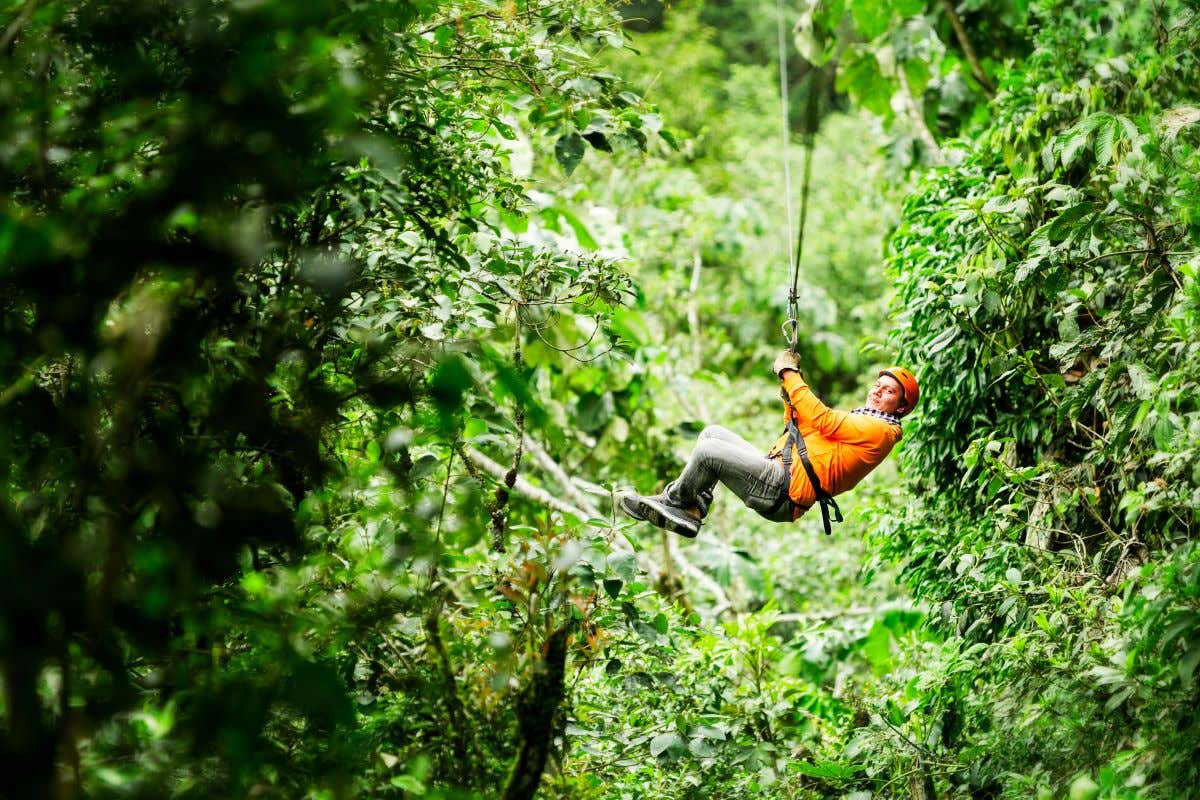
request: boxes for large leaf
[555,132,587,176]
[837,48,895,117]
[649,732,684,757]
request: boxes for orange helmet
[879,367,919,414]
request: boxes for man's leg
[669,425,788,517]
[620,426,789,535]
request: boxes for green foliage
[10,0,1199,798]
[594,3,905,394]
[1,0,654,795]
[855,0,1200,796]
[797,0,1032,164]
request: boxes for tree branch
[939,0,995,96]
[897,61,942,164]
[424,596,473,774]
[0,0,38,54]
[461,446,590,520]
[521,434,598,516]
[687,249,703,371]
[663,535,733,617]
[687,250,712,420]
[490,329,527,553]
[773,601,920,623]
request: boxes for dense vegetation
[2,1,1197,798]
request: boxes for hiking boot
[618,481,712,519]
[617,490,703,538]
[639,495,703,537]
[618,491,649,521]
[660,481,712,519]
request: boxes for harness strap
[776,398,843,535]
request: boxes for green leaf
[1046,202,1098,242]
[241,571,268,595]
[410,454,441,480]
[433,24,454,52]
[286,659,355,728]
[1179,642,1200,684]
[860,620,893,670]
[791,760,861,780]
[1104,686,1134,711]
[849,0,891,39]
[608,551,637,582]
[603,578,623,599]
[925,325,959,355]
[1127,363,1155,400]
[575,391,613,432]
[582,130,611,152]
[650,732,683,757]
[1068,775,1100,800]
[693,724,727,740]
[610,308,652,346]
[633,619,658,643]
[1060,127,1092,168]
[429,355,472,411]
[837,48,895,117]
[555,207,599,250]
[1094,116,1117,165]
[555,132,586,176]
[391,774,427,794]
[491,117,517,140]
[903,57,931,97]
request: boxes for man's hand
[772,350,801,377]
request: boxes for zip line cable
[777,0,795,287]
[776,0,818,353]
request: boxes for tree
[1,1,649,795]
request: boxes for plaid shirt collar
[851,407,903,428]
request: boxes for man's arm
[779,370,854,436]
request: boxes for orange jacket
[768,371,902,519]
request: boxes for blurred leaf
[556,132,587,175]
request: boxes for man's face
[867,374,907,415]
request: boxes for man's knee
[691,437,726,466]
[699,424,730,441]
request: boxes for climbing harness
[773,2,840,534]
[775,0,819,353]
[774,395,843,535]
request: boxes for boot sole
[636,497,700,538]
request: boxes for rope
[775,0,818,353]
[776,0,799,350]
[776,1,795,285]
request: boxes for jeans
[669,425,792,522]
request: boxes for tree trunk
[500,625,570,800]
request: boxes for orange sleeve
[780,371,898,450]
[780,371,852,435]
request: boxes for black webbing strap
[779,409,843,536]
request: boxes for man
[618,351,918,537]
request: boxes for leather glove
[772,350,801,377]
